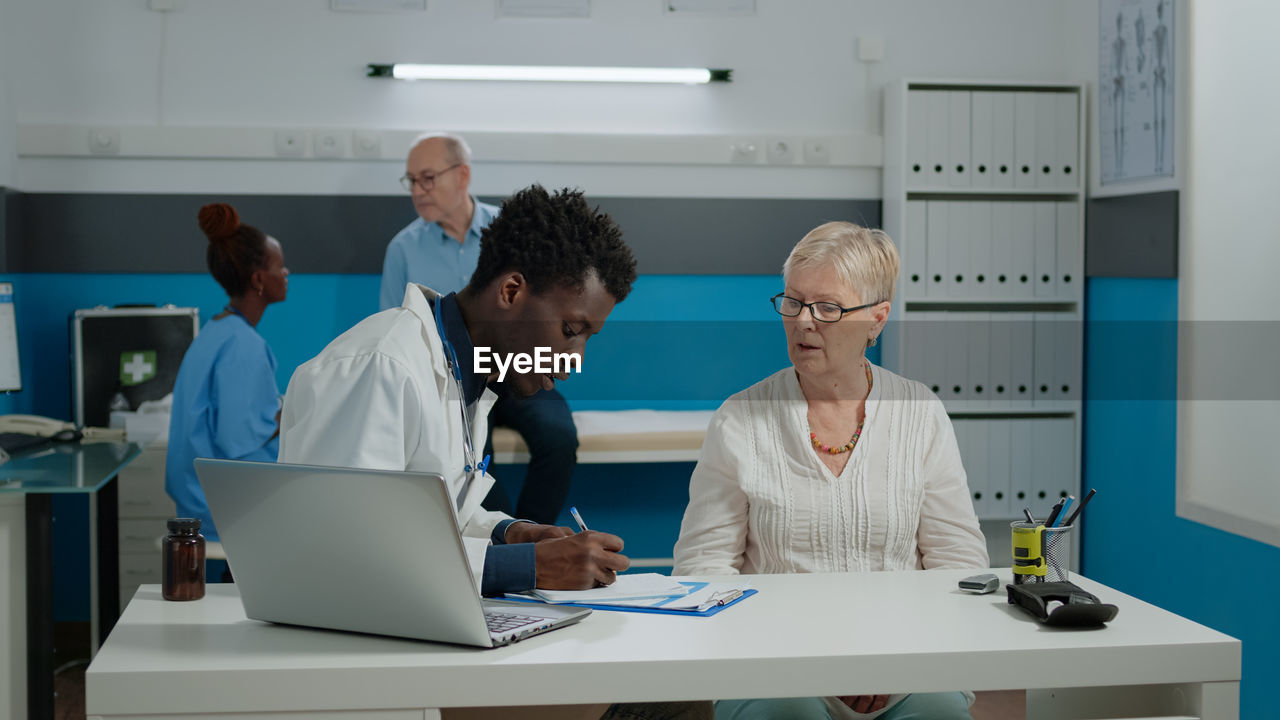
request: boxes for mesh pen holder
[1011,521,1072,584]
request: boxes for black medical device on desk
[1007,581,1118,627]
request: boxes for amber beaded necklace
[809,361,874,455]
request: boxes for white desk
[86,569,1240,720]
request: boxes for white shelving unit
[880,79,1086,563]
[115,443,172,609]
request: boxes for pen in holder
[1011,521,1072,584]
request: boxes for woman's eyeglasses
[770,293,879,323]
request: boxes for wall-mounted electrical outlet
[803,139,832,165]
[88,128,121,155]
[858,35,885,63]
[730,139,760,164]
[767,138,796,164]
[352,131,382,158]
[274,130,307,157]
[314,131,346,158]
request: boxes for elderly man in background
[380,132,580,527]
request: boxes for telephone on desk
[0,414,87,464]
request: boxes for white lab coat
[279,283,511,585]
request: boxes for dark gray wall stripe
[1086,190,1179,278]
[4,191,878,275]
[1,187,18,273]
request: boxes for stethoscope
[434,304,490,477]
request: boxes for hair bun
[198,203,240,240]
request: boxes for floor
[54,660,1024,720]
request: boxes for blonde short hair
[782,221,900,305]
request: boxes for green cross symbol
[120,351,157,387]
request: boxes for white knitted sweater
[673,364,988,576]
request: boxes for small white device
[958,573,1000,594]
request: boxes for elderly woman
[673,222,987,720]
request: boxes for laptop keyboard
[485,612,547,634]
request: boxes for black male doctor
[279,185,635,595]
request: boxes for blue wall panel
[0,273,808,417]
[5,272,814,619]
[1083,278,1276,718]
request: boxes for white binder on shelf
[970,91,995,188]
[990,202,1015,299]
[926,201,949,297]
[1010,312,1034,407]
[967,312,991,409]
[1010,202,1036,299]
[947,202,971,298]
[1034,92,1059,189]
[948,91,972,187]
[988,419,1013,518]
[953,421,981,516]
[1011,419,1035,511]
[1055,312,1082,405]
[1013,92,1038,189]
[1032,312,1056,408]
[1056,201,1082,299]
[906,90,931,189]
[1045,418,1076,504]
[1033,201,1058,298]
[1057,92,1080,189]
[988,312,1014,410]
[927,91,950,186]
[901,311,927,386]
[944,311,969,408]
[991,91,1016,189]
[970,201,993,298]
[966,421,991,518]
[1030,419,1060,509]
[921,312,947,397]
[904,200,928,298]
[1055,417,1078,504]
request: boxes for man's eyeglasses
[400,163,463,192]
[770,293,880,323]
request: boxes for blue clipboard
[503,582,756,617]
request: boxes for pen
[697,589,744,612]
[1044,498,1066,527]
[569,506,589,533]
[1052,496,1075,527]
[1063,488,1097,526]
[1022,508,1036,525]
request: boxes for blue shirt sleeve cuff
[492,518,534,545]
[481,543,537,597]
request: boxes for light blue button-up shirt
[379,198,500,311]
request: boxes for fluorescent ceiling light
[367,64,731,84]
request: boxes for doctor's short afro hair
[469,185,637,302]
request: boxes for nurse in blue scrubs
[165,202,289,543]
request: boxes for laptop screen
[0,282,22,393]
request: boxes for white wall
[1177,0,1280,547]
[9,0,1090,198]
[0,0,16,187]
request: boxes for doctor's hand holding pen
[527,506,631,590]
[504,522,575,544]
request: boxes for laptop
[195,458,591,648]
